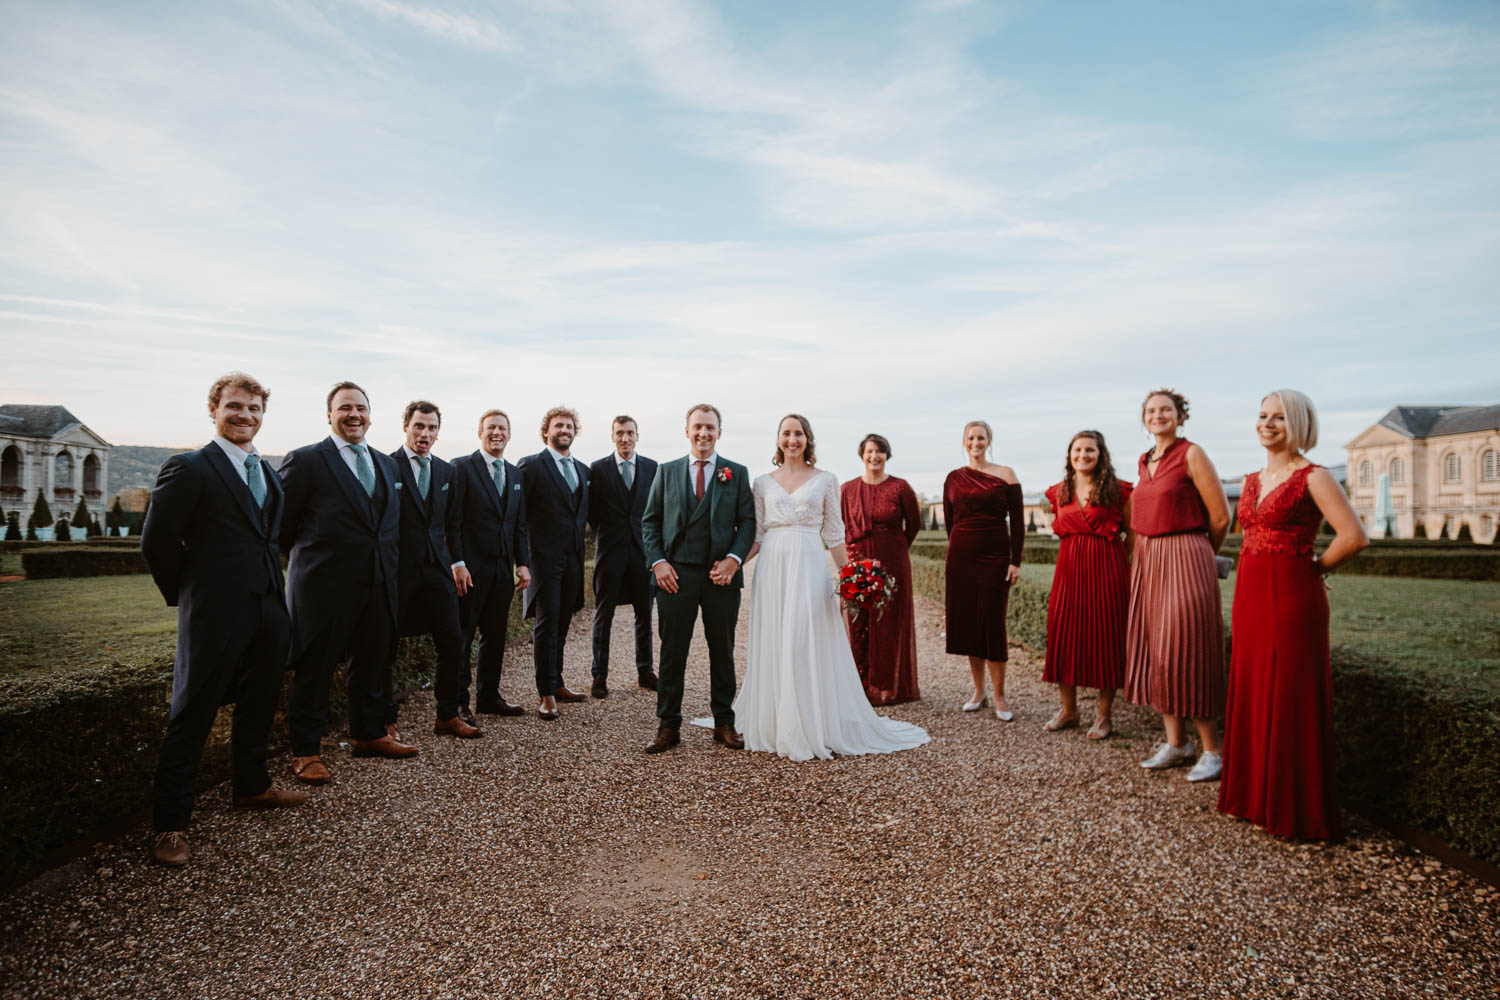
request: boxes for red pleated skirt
[1124,532,1225,718]
[1217,552,1342,840]
[1044,534,1128,689]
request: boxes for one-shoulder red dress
[1044,480,1132,690]
[943,468,1025,661]
[1218,465,1342,841]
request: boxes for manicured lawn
[0,574,176,677]
[1017,564,1500,693]
[0,551,21,576]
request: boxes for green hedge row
[21,546,149,579]
[910,537,1499,581]
[2,538,140,553]
[907,557,1500,865]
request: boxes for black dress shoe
[637,672,658,692]
[457,705,479,728]
[591,678,609,699]
[477,695,525,717]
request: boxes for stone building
[1345,405,1500,542]
[0,405,112,531]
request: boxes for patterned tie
[351,443,375,497]
[561,456,578,492]
[695,459,707,501]
[244,453,266,508]
[416,455,430,500]
[622,459,634,489]
[492,459,505,495]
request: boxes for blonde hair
[477,408,510,433]
[1266,389,1319,454]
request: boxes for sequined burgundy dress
[1218,465,1341,841]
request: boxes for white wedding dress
[696,470,929,761]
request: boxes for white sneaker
[1187,750,1223,782]
[1140,741,1195,769]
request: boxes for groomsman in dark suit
[587,415,658,699]
[141,373,306,867]
[517,406,589,720]
[450,409,531,720]
[390,400,481,740]
[280,381,413,786]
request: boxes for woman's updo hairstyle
[1140,388,1189,426]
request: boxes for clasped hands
[452,564,532,596]
[654,558,738,593]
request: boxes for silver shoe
[1187,750,1223,782]
[1140,741,1195,769]
[994,706,1014,722]
[961,695,988,712]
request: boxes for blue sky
[2,0,1496,496]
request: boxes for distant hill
[107,446,285,495]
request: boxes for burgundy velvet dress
[943,468,1025,661]
[1218,465,1342,841]
[1043,480,1132,690]
[842,476,922,705]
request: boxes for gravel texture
[2,571,1497,1000]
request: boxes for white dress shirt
[212,435,259,484]
[330,434,374,480]
[402,445,429,481]
[616,453,637,485]
[547,445,578,488]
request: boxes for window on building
[1482,515,1494,538]
[53,451,73,485]
[1443,452,1461,483]
[1389,457,1403,483]
[1359,460,1372,486]
[1483,449,1499,482]
[1,445,20,488]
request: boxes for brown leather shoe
[713,725,745,750]
[152,831,189,867]
[645,727,681,754]
[233,786,310,810]
[434,715,484,739]
[554,686,586,703]
[351,734,420,758]
[291,756,332,785]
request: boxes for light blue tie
[245,454,266,508]
[492,459,505,495]
[560,456,578,491]
[621,460,634,489]
[416,456,430,500]
[351,444,375,497]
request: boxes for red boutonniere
[716,466,733,484]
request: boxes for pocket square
[442,483,450,491]
[394,482,404,490]
[512,484,521,490]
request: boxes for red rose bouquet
[838,558,897,620]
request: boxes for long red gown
[943,468,1025,661]
[1218,465,1342,841]
[842,476,922,705]
[1043,480,1132,690]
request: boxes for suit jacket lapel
[203,443,264,536]
[321,438,373,526]
[540,451,576,510]
[395,451,429,521]
[472,451,505,515]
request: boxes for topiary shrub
[53,518,71,542]
[72,496,89,530]
[4,514,19,542]
[106,498,124,536]
[1456,522,1474,543]
[30,493,51,529]
[21,547,147,578]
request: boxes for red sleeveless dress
[1043,480,1132,690]
[1218,465,1342,841]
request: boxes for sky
[2,0,1498,498]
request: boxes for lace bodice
[754,470,845,548]
[1238,465,1322,557]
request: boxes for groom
[640,403,756,754]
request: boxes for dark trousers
[287,579,395,755]
[532,556,583,698]
[153,592,290,832]
[591,564,654,681]
[460,561,514,705]
[398,565,466,720]
[655,564,740,730]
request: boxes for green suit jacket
[641,455,756,589]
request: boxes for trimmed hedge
[908,558,1500,865]
[22,546,149,579]
[2,538,141,552]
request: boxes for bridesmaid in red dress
[1042,431,1132,740]
[1125,389,1233,781]
[944,420,1025,722]
[1219,390,1367,840]
[842,434,922,705]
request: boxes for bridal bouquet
[838,558,897,620]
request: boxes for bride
[699,414,929,761]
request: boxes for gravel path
[2,571,1497,999]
